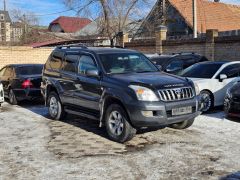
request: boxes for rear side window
[16,65,43,75]
[46,51,64,70]
[62,54,80,73]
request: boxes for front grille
[158,87,194,102]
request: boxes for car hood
[108,72,191,89]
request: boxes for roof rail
[56,44,88,49]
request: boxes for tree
[63,0,151,44]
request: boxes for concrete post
[205,29,218,61]
[155,25,167,54]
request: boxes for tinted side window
[50,51,63,70]
[62,54,80,73]
[219,64,240,78]
[166,60,183,70]
[78,55,97,75]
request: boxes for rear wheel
[170,119,195,129]
[9,89,18,105]
[200,90,213,112]
[105,104,136,143]
[47,92,65,120]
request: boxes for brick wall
[0,46,53,69]
[125,29,240,61]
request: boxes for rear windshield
[179,63,223,78]
[16,65,43,75]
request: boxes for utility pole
[193,0,197,38]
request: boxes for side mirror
[157,65,162,71]
[86,69,100,78]
[219,74,227,82]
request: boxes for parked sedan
[146,53,208,74]
[180,61,240,112]
[0,64,43,105]
[224,81,240,118]
[0,81,4,106]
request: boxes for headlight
[194,83,200,95]
[129,85,159,101]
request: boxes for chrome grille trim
[158,87,194,102]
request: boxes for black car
[0,64,43,105]
[147,53,208,74]
[224,81,240,118]
[41,45,201,143]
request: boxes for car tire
[170,119,195,129]
[200,90,213,112]
[105,104,136,143]
[9,89,18,105]
[47,92,65,120]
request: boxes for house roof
[168,0,240,33]
[0,10,11,22]
[49,16,92,33]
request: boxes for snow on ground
[0,103,239,180]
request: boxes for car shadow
[19,101,167,140]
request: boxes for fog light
[141,111,154,117]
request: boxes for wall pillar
[155,25,167,54]
[205,29,218,61]
[117,31,129,48]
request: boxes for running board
[65,108,99,121]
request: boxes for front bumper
[13,88,43,101]
[126,97,201,128]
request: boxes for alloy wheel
[108,111,124,136]
[49,96,58,117]
[201,92,212,112]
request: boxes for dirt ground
[0,102,239,180]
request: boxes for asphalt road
[0,102,239,180]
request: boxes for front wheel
[200,90,213,112]
[105,104,136,143]
[224,97,231,116]
[47,92,65,120]
[170,119,195,129]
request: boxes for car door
[60,52,80,105]
[73,53,102,112]
[214,64,240,105]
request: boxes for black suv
[42,45,201,142]
[147,53,208,74]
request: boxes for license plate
[172,106,192,116]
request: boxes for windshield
[16,65,43,75]
[99,53,158,74]
[179,63,223,78]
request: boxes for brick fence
[0,46,53,69]
[125,28,240,61]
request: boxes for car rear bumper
[13,88,42,101]
[126,97,201,128]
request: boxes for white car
[0,82,4,106]
[180,61,240,112]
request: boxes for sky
[1,0,240,26]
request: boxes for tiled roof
[168,0,240,33]
[49,16,92,33]
[0,10,11,22]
